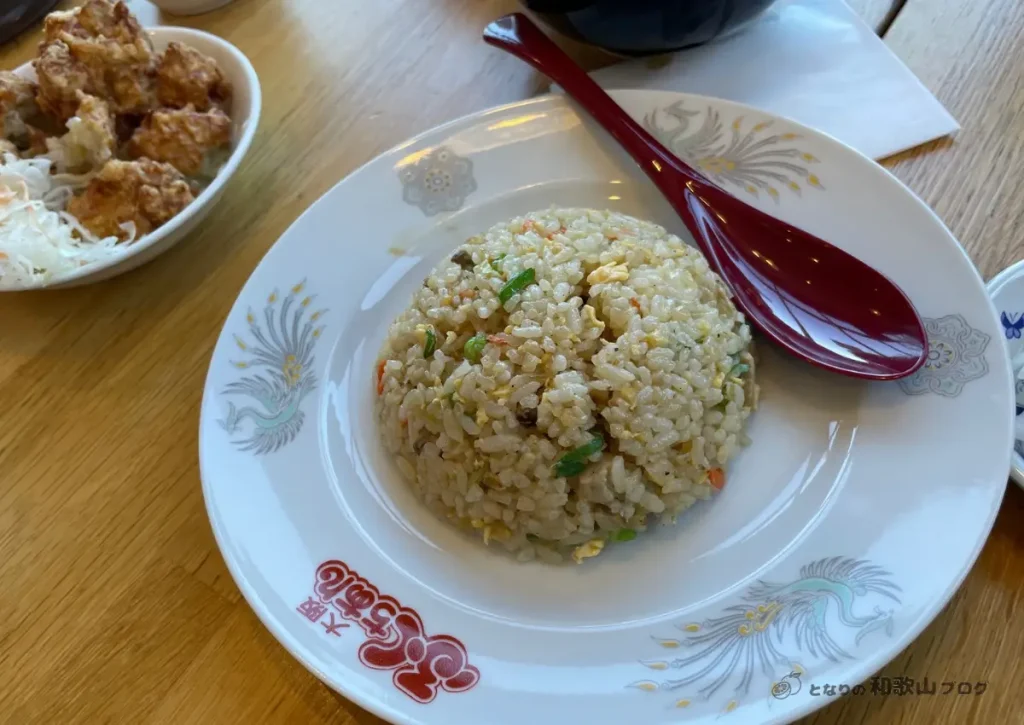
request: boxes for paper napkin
[585,0,958,160]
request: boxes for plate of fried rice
[200,90,1012,725]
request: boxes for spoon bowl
[484,13,927,380]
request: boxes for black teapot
[522,0,778,55]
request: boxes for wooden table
[2,1,1022,723]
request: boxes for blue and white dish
[988,259,1024,489]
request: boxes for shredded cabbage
[0,153,130,289]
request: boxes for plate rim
[199,89,1013,725]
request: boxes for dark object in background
[0,0,61,47]
[522,0,778,55]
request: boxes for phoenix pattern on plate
[644,101,824,201]
[629,557,901,712]
[220,281,327,454]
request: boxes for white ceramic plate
[200,91,1013,725]
[5,26,261,290]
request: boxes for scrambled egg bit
[582,304,605,331]
[482,522,511,545]
[587,262,630,285]
[572,539,605,564]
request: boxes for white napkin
[585,0,958,160]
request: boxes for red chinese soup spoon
[484,13,927,381]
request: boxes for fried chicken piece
[34,41,88,121]
[66,33,155,114]
[24,126,50,158]
[35,38,154,122]
[47,0,113,41]
[46,92,116,172]
[156,42,232,112]
[0,71,37,126]
[67,158,194,240]
[0,70,42,149]
[35,1,155,121]
[45,0,152,49]
[127,105,231,176]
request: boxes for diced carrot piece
[486,334,508,345]
[376,360,387,395]
[545,226,568,240]
[629,297,642,311]
[708,468,725,490]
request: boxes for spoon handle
[483,15,710,213]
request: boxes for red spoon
[484,13,927,381]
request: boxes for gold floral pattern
[644,101,825,201]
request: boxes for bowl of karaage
[0,0,261,290]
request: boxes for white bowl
[6,26,261,290]
[149,0,235,16]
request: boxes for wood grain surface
[0,0,1021,724]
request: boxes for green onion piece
[499,268,536,304]
[555,458,587,478]
[464,334,487,363]
[491,253,507,270]
[423,327,436,358]
[526,534,540,542]
[553,433,605,478]
[729,362,750,377]
[573,434,605,458]
[613,528,638,542]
